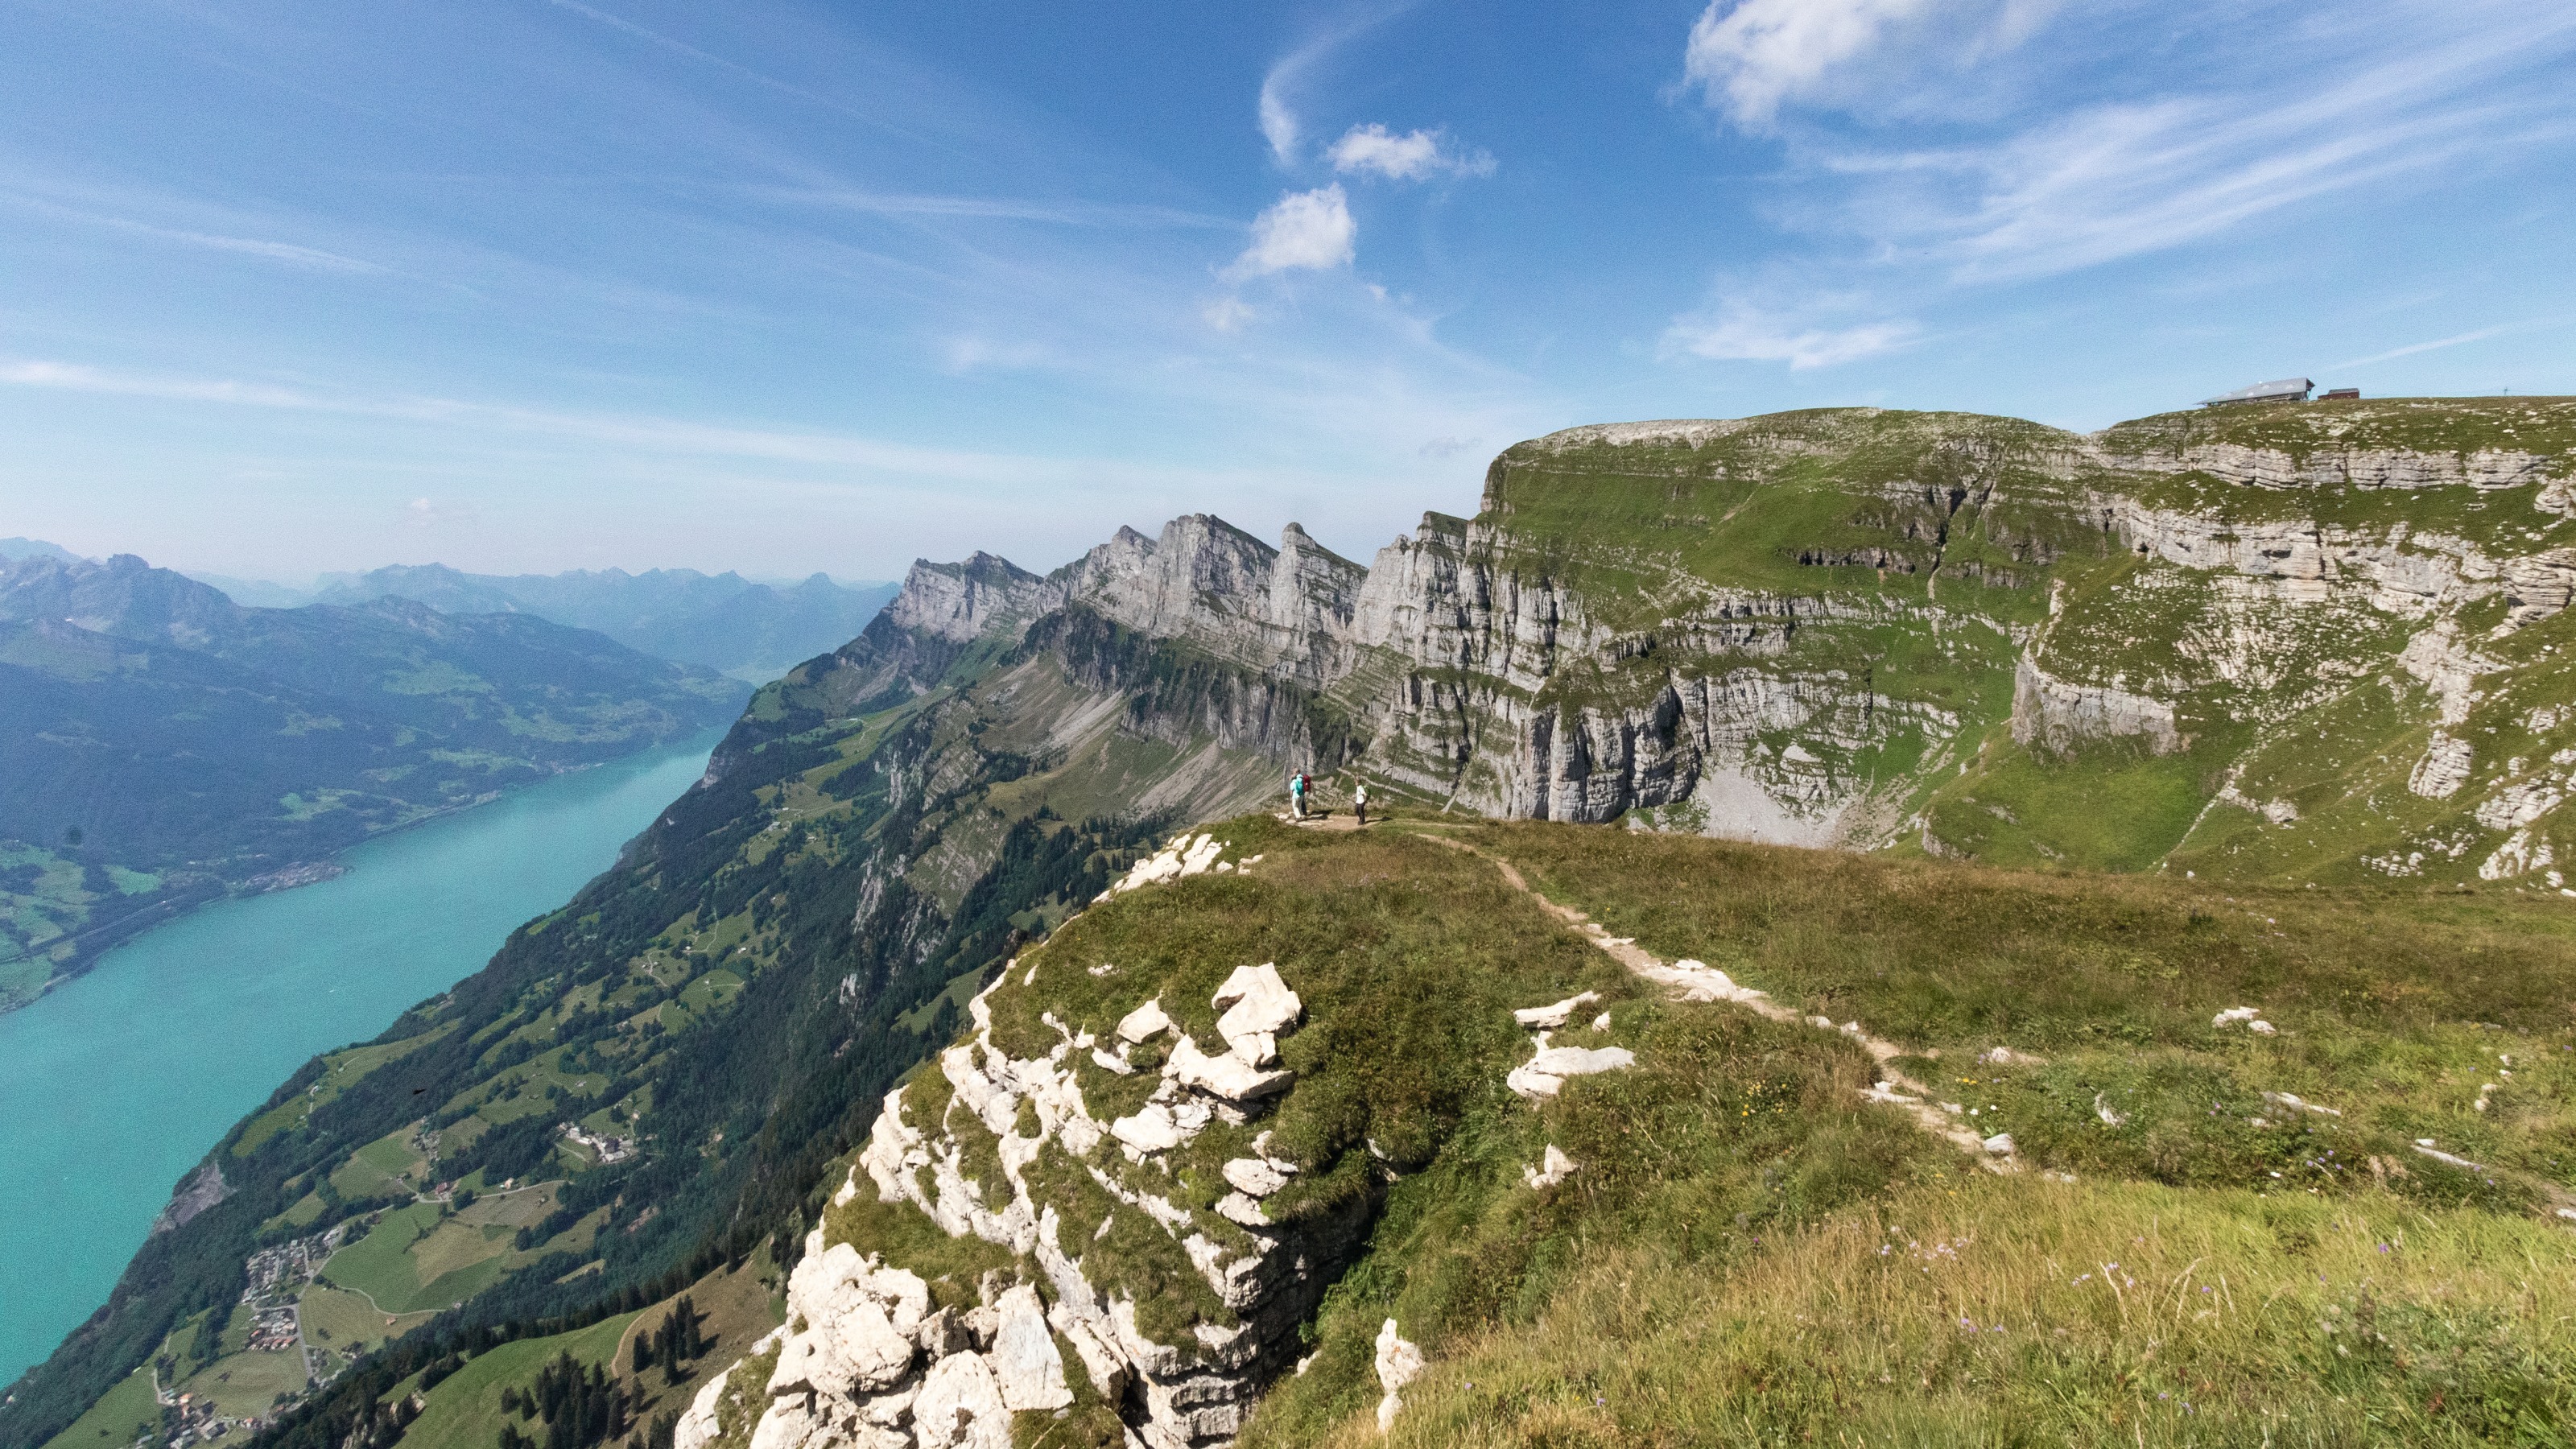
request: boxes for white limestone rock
[671,1361,733,1449]
[1117,998,1173,1044]
[911,1352,1012,1449]
[1220,1156,1294,1197]
[1110,1103,1187,1154]
[1512,991,1601,1030]
[1373,1319,1424,1434]
[1522,1144,1578,1188]
[991,1286,1072,1413]
[1166,1034,1294,1102]
[1213,963,1303,1063]
[1506,1045,1636,1102]
[1046,1305,1132,1402]
[746,1396,824,1449]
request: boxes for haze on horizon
[2,0,2570,584]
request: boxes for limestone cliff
[823,396,2576,888]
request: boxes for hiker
[1352,780,1370,827]
[1289,770,1308,819]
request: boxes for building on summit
[2202,378,2314,407]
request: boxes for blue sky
[2,0,2571,582]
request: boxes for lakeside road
[0,730,720,1389]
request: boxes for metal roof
[2201,377,2314,406]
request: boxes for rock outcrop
[699,865,1364,1449]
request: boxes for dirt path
[1416,832,2019,1173]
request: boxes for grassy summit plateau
[695,811,2576,1448]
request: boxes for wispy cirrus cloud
[749,187,1235,230]
[1852,14,2576,282]
[1660,300,1918,369]
[0,357,1306,491]
[1660,0,2576,379]
[2328,325,2512,371]
[1255,6,1418,164]
[1,189,382,273]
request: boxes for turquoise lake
[0,731,719,1388]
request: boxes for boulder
[1049,1311,1131,1402]
[915,1307,974,1356]
[1505,1046,1635,1101]
[1216,1191,1271,1228]
[1117,998,1172,1044]
[910,1352,1011,1449]
[990,1286,1072,1412]
[746,1397,824,1449]
[828,1300,918,1393]
[1220,1156,1294,1197]
[1213,963,1302,1059]
[1166,1035,1294,1102]
[1110,1104,1187,1153]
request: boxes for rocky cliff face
[830,397,2576,888]
[650,395,2576,1449]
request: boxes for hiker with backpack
[1289,770,1308,819]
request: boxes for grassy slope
[390,1313,635,1449]
[802,808,2576,1446]
[1247,819,2576,1445]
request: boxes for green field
[325,1127,426,1201]
[394,1313,638,1449]
[234,1033,445,1157]
[316,1184,570,1315]
[35,1364,156,1449]
[173,1347,305,1422]
[295,1284,431,1359]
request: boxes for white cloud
[1682,0,2066,127]
[1260,82,1302,165]
[1849,13,2576,282]
[1684,0,1938,126]
[1226,186,1357,279]
[1201,296,1257,332]
[1326,124,1495,181]
[1661,303,1918,369]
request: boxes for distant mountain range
[0,551,751,1008]
[193,564,896,682]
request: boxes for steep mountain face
[17,395,2576,1449]
[312,565,898,683]
[0,553,747,1005]
[836,395,2576,890]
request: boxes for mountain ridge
[0,552,749,1007]
[14,394,2576,1449]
